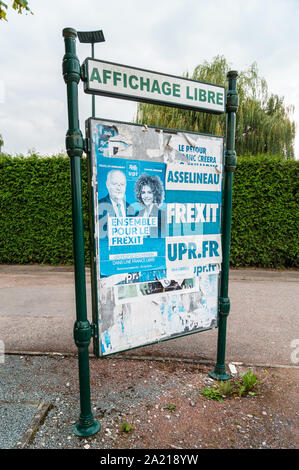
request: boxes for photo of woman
[134,173,165,238]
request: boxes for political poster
[96,156,166,277]
[87,118,224,355]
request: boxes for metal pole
[91,42,95,117]
[62,27,100,437]
[209,70,238,381]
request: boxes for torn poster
[86,118,224,355]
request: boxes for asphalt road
[0,265,298,367]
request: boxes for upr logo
[290,339,299,364]
[125,272,140,283]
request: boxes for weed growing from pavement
[218,379,237,397]
[165,403,176,412]
[200,386,224,402]
[200,369,267,402]
[237,369,259,396]
[120,421,132,433]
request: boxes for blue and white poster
[88,118,224,356]
[97,156,166,277]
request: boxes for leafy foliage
[120,421,132,433]
[200,369,262,401]
[136,56,295,159]
[0,1,32,21]
[199,386,224,402]
[0,154,297,267]
[236,370,259,397]
[165,403,176,412]
[231,155,299,268]
[0,154,90,265]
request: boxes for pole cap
[227,70,238,79]
[62,28,77,39]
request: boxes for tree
[0,1,32,21]
[0,134,3,152]
[136,56,295,159]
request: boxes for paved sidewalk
[0,266,298,365]
[0,266,298,450]
[0,354,298,450]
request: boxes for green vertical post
[62,27,100,437]
[91,42,95,118]
[209,70,239,381]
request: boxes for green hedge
[231,156,298,268]
[0,155,90,265]
[0,154,298,268]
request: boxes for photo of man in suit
[98,169,135,237]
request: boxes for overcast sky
[0,0,298,158]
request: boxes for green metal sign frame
[62,27,238,437]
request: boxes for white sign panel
[84,59,225,114]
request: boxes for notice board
[86,118,224,356]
